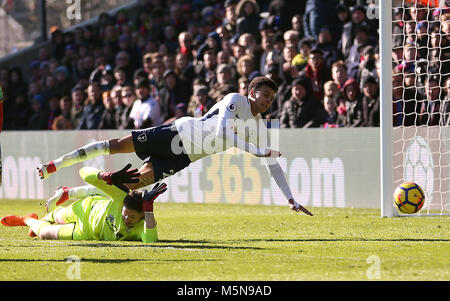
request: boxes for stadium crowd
[0,0,448,130]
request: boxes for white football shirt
[174,93,295,202]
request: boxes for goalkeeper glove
[142,183,167,212]
[103,163,140,193]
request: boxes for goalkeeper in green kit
[1,164,166,243]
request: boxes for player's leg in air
[37,124,189,190]
[38,134,156,188]
[37,134,134,179]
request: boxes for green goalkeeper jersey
[74,167,157,243]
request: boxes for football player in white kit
[38,77,313,216]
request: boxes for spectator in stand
[235,0,261,38]
[280,76,326,128]
[316,27,342,70]
[259,15,278,42]
[361,76,379,127]
[8,67,28,101]
[52,115,73,130]
[5,93,30,130]
[178,31,195,61]
[118,85,137,130]
[392,73,405,126]
[334,92,347,126]
[303,0,337,41]
[238,76,250,96]
[28,95,48,130]
[224,0,239,33]
[163,24,180,54]
[346,24,377,80]
[409,3,428,23]
[340,4,370,60]
[53,66,74,98]
[50,29,66,61]
[270,31,285,64]
[41,76,58,101]
[129,78,162,129]
[46,96,62,130]
[132,69,149,88]
[415,21,429,59]
[142,53,153,75]
[267,0,306,33]
[440,77,450,126]
[29,60,41,84]
[101,66,116,91]
[230,39,246,62]
[77,82,105,130]
[163,102,189,124]
[113,66,132,89]
[159,69,189,121]
[358,45,378,90]
[300,48,331,101]
[392,7,405,50]
[51,96,73,130]
[291,14,303,38]
[70,85,86,129]
[283,30,300,50]
[197,31,223,62]
[418,74,442,126]
[187,85,212,118]
[111,86,124,115]
[258,28,275,75]
[239,33,261,60]
[321,93,340,127]
[98,91,117,129]
[175,53,196,98]
[294,38,313,70]
[335,4,350,42]
[209,64,238,102]
[236,54,255,81]
[59,96,73,123]
[281,44,301,83]
[196,50,218,88]
[149,59,166,90]
[341,77,364,127]
[323,81,339,103]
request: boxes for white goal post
[380,0,450,217]
[380,0,395,217]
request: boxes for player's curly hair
[248,76,278,93]
[123,190,144,212]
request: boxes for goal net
[382,0,450,216]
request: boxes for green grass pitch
[0,200,448,281]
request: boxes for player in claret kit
[1,164,166,242]
[37,76,313,216]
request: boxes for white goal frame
[380,0,396,217]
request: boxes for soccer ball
[393,182,425,214]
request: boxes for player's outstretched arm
[141,183,167,243]
[263,157,313,216]
[100,163,141,193]
[288,199,313,216]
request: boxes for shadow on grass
[0,258,221,264]
[238,238,450,242]
[68,240,266,250]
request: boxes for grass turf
[0,200,448,281]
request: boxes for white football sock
[53,140,110,170]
